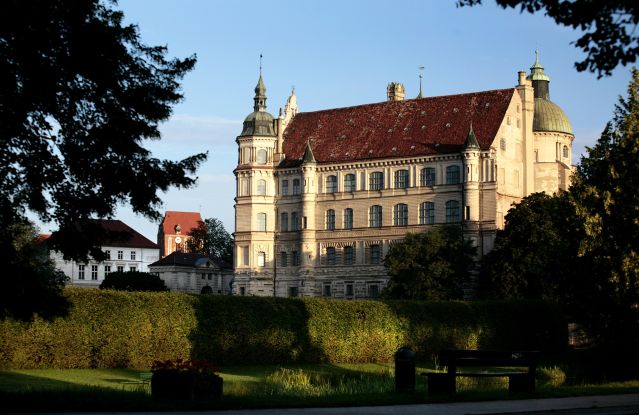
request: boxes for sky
[35,0,633,242]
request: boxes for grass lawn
[1,364,638,412]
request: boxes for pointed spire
[417,66,425,99]
[253,74,267,112]
[527,49,550,82]
[464,123,480,149]
[302,140,316,164]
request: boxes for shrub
[0,289,567,369]
[99,271,168,292]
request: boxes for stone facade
[148,252,233,294]
[233,57,573,298]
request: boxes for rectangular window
[105,250,111,260]
[421,167,436,186]
[346,283,354,297]
[280,251,288,267]
[280,212,289,232]
[369,205,382,228]
[343,208,353,230]
[344,246,354,265]
[282,179,289,196]
[369,285,380,298]
[257,212,267,231]
[257,252,265,267]
[129,266,136,272]
[369,172,384,190]
[394,169,409,189]
[446,166,461,184]
[240,287,246,296]
[91,265,98,280]
[465,205,471,221]
[117,265,124,273]
[327,247,336,265]
[344,174,356,192]
[446,200,461,223]
[303,216,308,229]
[202,273,206,280]
[323,284,332,297]
[243,246,249,266]
[370,245,381,265]
[292,251,301,266]
[292,179,301,195]
[78,264,85,280]
[117,250,123,260]
[104,265,111,275]
[326,175,337,193]
[130,251,136,260]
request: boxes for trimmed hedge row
[0,288,567,369]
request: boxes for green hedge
[0,288,567,369]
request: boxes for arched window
[420,202,435,225]
[563,145,569,158]
[256,149,267,164]
[446,165,461,184]
[256,179,266,195]
[326,247,336,265]
[394,169,409,188]
[326,175,337,193]
[280,212,289,232]
[369,171,384,190]
[343,208,353,230]
[344,245,354,265]
[257,213,267,231]
[326,209,335,230]
[445,200,460,223]
[369,205,383,227]
[393,203,409,226]
[344,174,356,192]
[421,167,436,186]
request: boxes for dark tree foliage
[1,221,70,320]
[568,68,639,346]
[458,0,639,77]
[99,271,168,292]
[0,0,206,319]
[383,226,476,300]
[479,192,585,301]
[186,218,233,263]
[0,0,206,261]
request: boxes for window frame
[344,173,356,192]
[343,208,353,230]
[326,175,337,193]
[394,169,409,189]
[257,212,267,231]
[420,202,435,225]
[446,165,461,185]
[369,171,384,190]
[393,203,409,226]
[445,200,461,223]
[420,167,436,186]
[369,205,383,227]
[326,209,336,230]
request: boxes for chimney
[387,82,405,101]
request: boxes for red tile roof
[160,211,202,235]
[281,88,515,166]
[94,219,158,249]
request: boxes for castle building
[233,54,574,298]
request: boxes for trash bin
[395,346,415,392]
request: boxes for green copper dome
[533,99,573,135]
[240,74,276,137]
[527,51,573,136]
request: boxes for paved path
[30,394,639,415]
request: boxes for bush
[99,271,168,292]
[0,289,567,369]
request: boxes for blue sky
[36,0,633,241]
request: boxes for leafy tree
[99,271,168,292]
[1,220,70,320]
[457,0,639,77]
[479,192,585,301]
[1,0,205,319]
[186,218,233,263]
[383,226,476,300]
[569,68,639,344]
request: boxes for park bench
[423,349,540,395]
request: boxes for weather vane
[259,54,263,75]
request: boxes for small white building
[49,219,160,288]
[148,251,233,294]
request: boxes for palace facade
[233,55,574,298]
